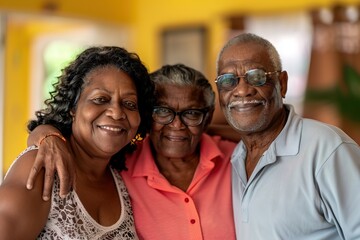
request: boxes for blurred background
[0,0,359,179]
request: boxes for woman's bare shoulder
[3,147,39,184]
[0,147,50,239]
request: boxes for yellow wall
[0,0,135,24]
[2,0,359,70]
[1,0,359,174]
[131,0,359,71]
[3,21,31,172]
[3,18,85,173]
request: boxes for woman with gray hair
[25,63,238,239]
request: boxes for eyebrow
[90,87,138,96]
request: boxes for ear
[279,71,288,98]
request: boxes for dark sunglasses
[215,69,281,91]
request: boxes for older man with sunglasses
[215,33,360,239]
[25,64,238,240]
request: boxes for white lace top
[15,146,138,240]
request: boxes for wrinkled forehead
[218,42,272,72]
[155,83,207,105]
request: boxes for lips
[98,125,127,133]
[164,135,188,142]
[228,99,265,112]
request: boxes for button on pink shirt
[121,134,236,240]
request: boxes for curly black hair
[27,46,155,170]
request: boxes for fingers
[26,147,48,190]
[26,165,40,190]
[57,162,73,198]
[42,169,54,201]
[40,150,56,201]
[26,146,56,201]
[26,137,57,201]
[53,142,76,199]
[26,131,75,200]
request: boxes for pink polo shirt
[121,134,236,240]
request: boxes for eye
[122,100,138,111]
[154,107,172,117]
[217,74,238,88]
[246,69,267,86]
[183,110,203,120]
[92,96,109,104]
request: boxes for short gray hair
[216,33,282,74]
[150,64,215,108]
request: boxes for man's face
[216,42,287,134]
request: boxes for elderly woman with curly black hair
[0,46,154,239]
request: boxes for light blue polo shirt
[232,104,360,240]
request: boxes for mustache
[227,99,265,109]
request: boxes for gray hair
[150,64,215,108]
[216,33,282,74]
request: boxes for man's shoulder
[302,118,357,145]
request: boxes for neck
[242,107,288,179]
[69,138,112,181]
[155,153,200,192]
[242,107,288,149]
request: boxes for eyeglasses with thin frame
[215,69,281,91]
[152,106,210,127]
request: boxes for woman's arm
[27,125,75,200]
[0,150,50,239]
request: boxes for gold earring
[131,133,144,145]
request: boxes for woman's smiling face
[71,65,140,158]
[149,84,211,160]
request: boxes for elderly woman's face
[149,84,210,159]
[71,66,140,157]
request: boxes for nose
[106,103,126,120]
[168,114,186,129]
[232,76,256,97]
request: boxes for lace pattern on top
[30,151,138,239]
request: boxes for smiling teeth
[100,126,124,132]
[228,100,265,109]
[167,136,186,141]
